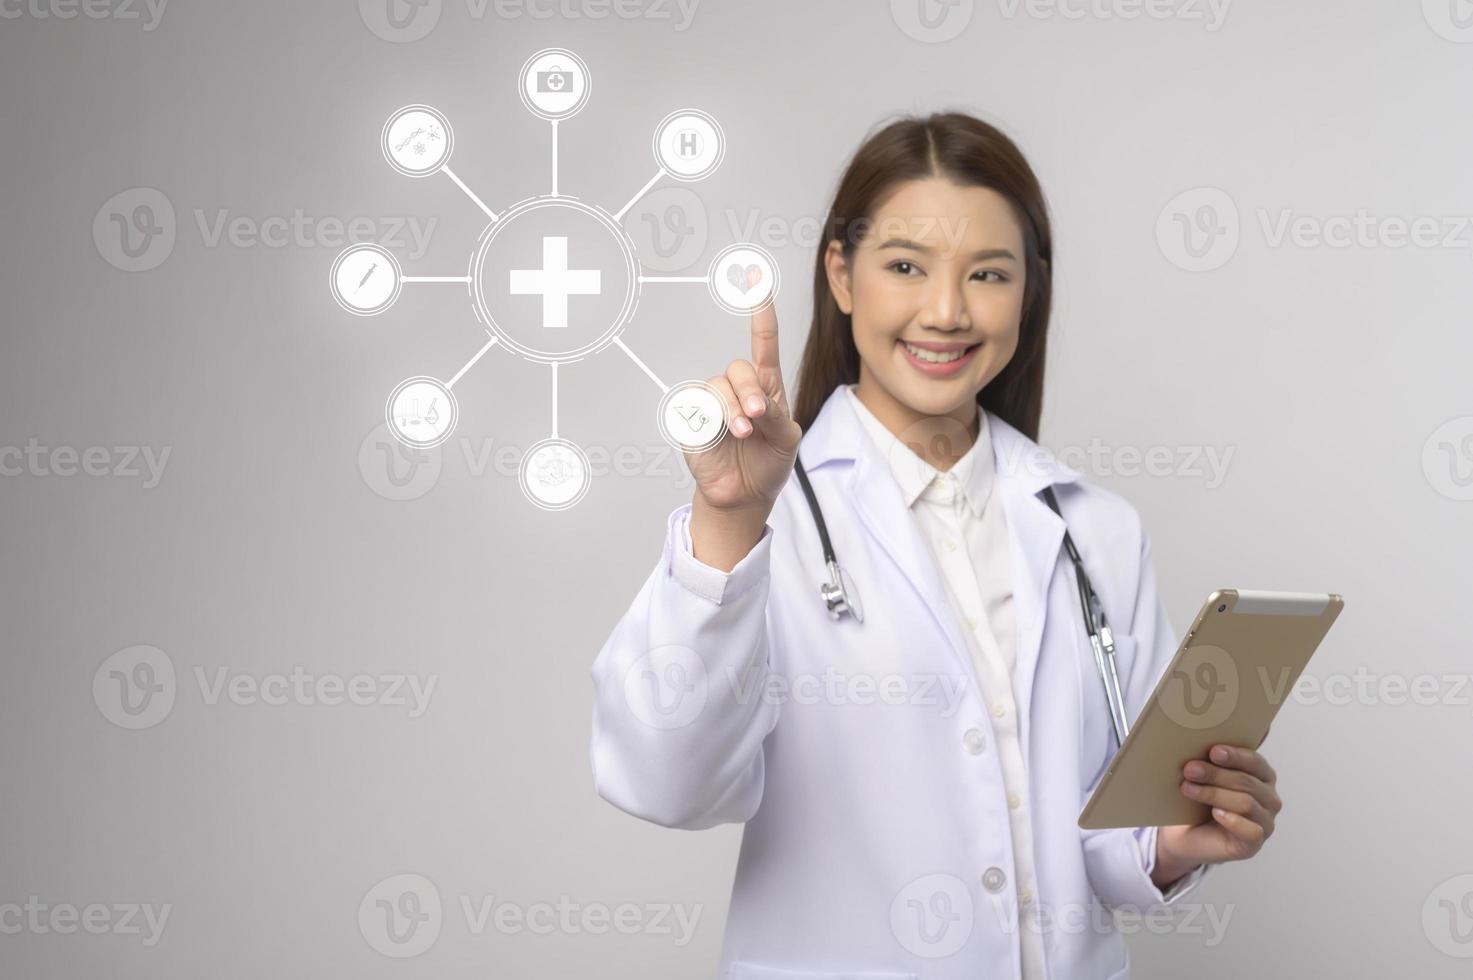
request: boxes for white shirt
[844,383,1050,980]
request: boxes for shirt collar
[842,383,996,518]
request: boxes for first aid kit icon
[536,66,576,93]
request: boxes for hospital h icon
[509,236,602,330]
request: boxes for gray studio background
[2,0,1470,976]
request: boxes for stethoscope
[792,454,1132,749]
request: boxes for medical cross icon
[509,235,602,329]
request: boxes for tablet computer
[1077,588,1344,830]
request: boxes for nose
[919,273,970,331]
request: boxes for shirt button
[991,703,1006,718]
[981,867,1007,892]
[965,615,976,629]
[1007,792,1020,810]
[944,538,958,552]
[962,728,986,754]
[1020,887,1033,905]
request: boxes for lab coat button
[982,867,1007,892]
[962,728,986,754]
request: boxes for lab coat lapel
[848,448,980,688]
[801,389,980,689]
[799,389,1084,753]
[989,415,1082,760]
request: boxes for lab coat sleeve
[1080,526,1213,913]
[589,501,781,830]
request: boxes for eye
[886,260,922,276]
[972,269,1010,283]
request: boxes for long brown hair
[791,112,1054,441]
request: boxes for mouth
[897,338,981,377]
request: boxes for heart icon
[725,263,763,294]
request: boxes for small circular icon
[519,48,591,120]
[657,380,728,454]
[652,109,725,182]
[519,438,592,510]
[331,243,403,316]
[381,105,454,177]
[707,242,779,315]
[386,377,458,449]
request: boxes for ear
[824,239,854,316]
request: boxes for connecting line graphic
[330,49,777,509]
[613,336,669,394]
[613,167,669,223]
[443,165,500,223]
[446,337,498,390]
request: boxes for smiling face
[825,177,1028,457]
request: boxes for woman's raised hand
[683,277,801,542]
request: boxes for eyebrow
[876,237,1018,262]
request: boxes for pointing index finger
[749,270,781,376]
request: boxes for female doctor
[589,112,1282,979]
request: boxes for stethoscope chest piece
[821,559,864,623]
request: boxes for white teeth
[903,341,969,364]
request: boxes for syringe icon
[354,262,378,294]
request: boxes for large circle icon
[471,197,639,363]
[708,242,779,315]
[331,243,403,316]
[652,109,725,182]
[519,438,592,510]
[386,376,458,449]
[382,105,454,177]
[657,380,728,454]
[519,48,591,120]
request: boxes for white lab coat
[590,384,1210,979]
